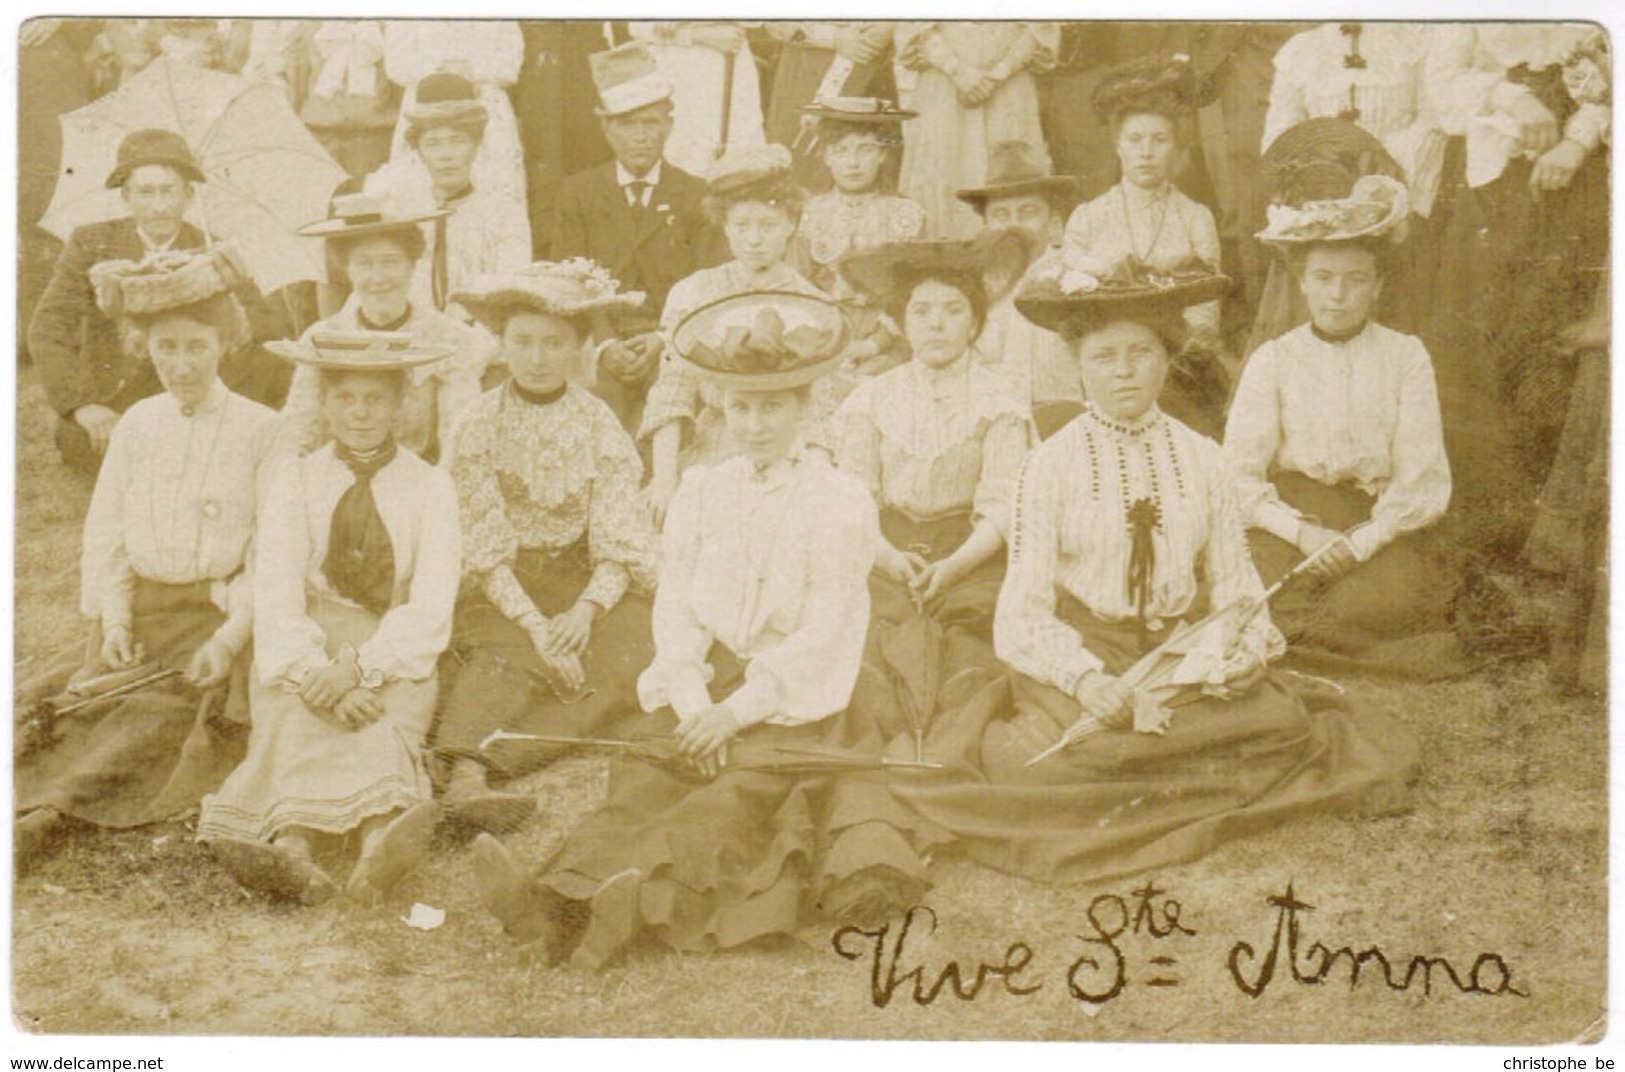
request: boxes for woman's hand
[1223,656,1268,695]
[1531,139,1587,193]
[1296,523,1358,580]
[333,687,385,730]
[647,471,679,530]
[877,544,928,588]
[1073,670,1135,730]
[1506,92,1561,153]
[952,65,999,108]
[300,661,359,711]
[911,555,965,605]
[675,704,741,778]
[184,636,235,689]
[99,624,143,671]
[546,601,598,658]
[526,623,587,694]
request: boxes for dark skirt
[535,645,941,955]
[1250,471,1470,680]
[890,605,1419,886]
[433,542,654,778]
[16,578,249,828]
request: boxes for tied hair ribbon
[1125,497,1161,636]
[323,439,399,616]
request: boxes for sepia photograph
[6,4,1614,1057]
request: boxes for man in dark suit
[27,128,288,474]
[550,41,723,432]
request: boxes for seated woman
[280,193,490,465]
[16,257,279,867]
[833,236,1035,749]
[1061,55,1230,437]
[470,293,936,968]
[892,255,1418,885]
[198,333,462,906]
[433,260,660,832]
[1225,176,1467,679]
[640,144,829,524]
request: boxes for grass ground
[8,374,1608,1042]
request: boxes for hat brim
[106,156,207,189]
[671,290,849,388]
[799,104,918,124]
[594,79,675,118]
[1014,275,1230,336]
[266,339,450,371]
[682,352,844,392]
[298,209,452,239]
[837,232,1041,305]
[955,176,1080,211]
[453,286,647,330]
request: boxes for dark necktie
[626,180,650,212]
[431,216,450,311]
[323,440,399,616]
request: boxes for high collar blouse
[278,299,491,464]
[450,382,655,621]
[80,381,280,653]
[994,406,1284,697]
[253,442,461,688]
[1222,321,1452,562]
[637,451,879,729]
[834,352,1034,533]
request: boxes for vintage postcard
[6,5,1615,1062]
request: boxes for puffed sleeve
[1221,340,1306,546]
[973,411,1034,537]
[213,412,286,657]
[1422,24,1504,137]
[582,405,649,611]
[432,353,483,471]
[356,463,462,682]
[639,277,707,442]
[80,411,138,631]
[994,447,1104,693]
[1060,197,1108,271]
[637,468,717,719]
[1345,337,1451,561]
[274,359,325,458]
[449,405,533,622]
[720,474,878,727]
[1260,31,1312,153]
[253,456,332,686]
[833,378,884,502]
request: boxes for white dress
[629,22,768,177]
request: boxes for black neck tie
[323,440,399,616]
[627,180,650,211]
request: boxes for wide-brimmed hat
[403,72,489,138]
[1014,250,1229,338]
[1255,174,1411,249]
[266,330,449,372]
[954,140,1079,214]
[705,143,795,198]
[1259,117,1405,208]
[590,41,675,117]
[451,258,647,334]
[672,291,848,391]
[1091,54,1218,124]
[836,228,1044,307]
[90,245,250,319]
[297,192,450,241]
[105,128,206,188]
[800,96,917,126]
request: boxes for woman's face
[416,127,479,192]
[1299,245,1382,337]
[725,200,796,272]
[1076,319,1170,421]
[723,387,804,468]
[502,310,579,395]
[146,313,222,408]
[345,237,417,312]
[821,131,888,195]
[322,370,404,453]
[1116,112,1179,190]
[904,279,978,369]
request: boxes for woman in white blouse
[1226,177,1466,678]
[892,253,1418,885]
[17,263,279,867]
[471,293,936,968]
[834,237,1034,747]
[1061,55,1229,437]
[199,333,461,907]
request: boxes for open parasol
[40,55,348,294]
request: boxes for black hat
[105,128,205,189]
[836,229,1043,307]
[1092,55,1217,125]
[954,140,1079,214]
[1014,253,1228,338]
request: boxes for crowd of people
[14,19,1610,969]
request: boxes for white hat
[590,41,674,118]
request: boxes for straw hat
[105,128,206,188]
[90,245,249,319]
[590,41,675,118]
[954,141,1079,214]
[671,291,848,391]
[1255,174,1411,249]
[266,331,449,372]
[297,192,450,241]
[704,143,795,198]
[1014,250,1229,338]
[835,229,1043,307]
[451,259,647,334]
[1259,117,1405,208]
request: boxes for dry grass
[9,373,1607,1042]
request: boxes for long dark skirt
[535,646,942,955]
[890,607,1419,886]
[434,542,654,779]
[850,510,1007,751]
[1251,472,1469,680]
[16,579,249,828]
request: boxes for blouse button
[201,499,220,520]
[181,405,196,417]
